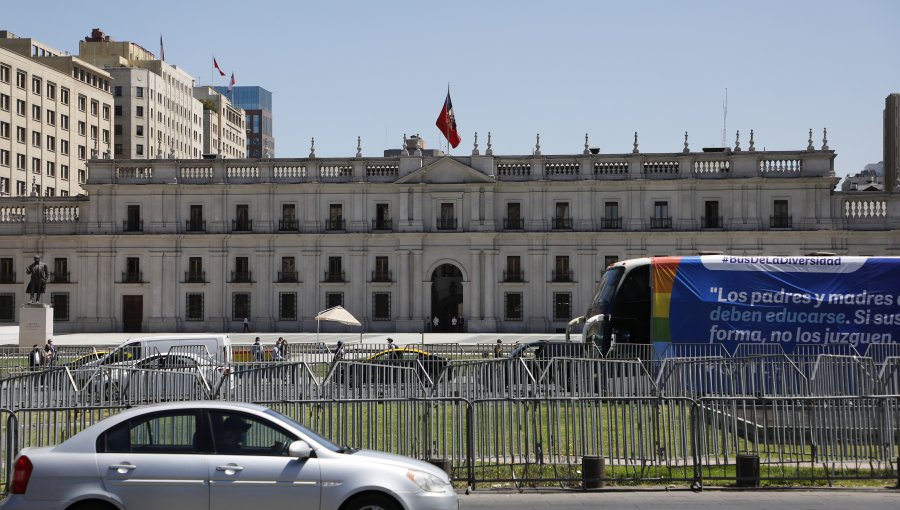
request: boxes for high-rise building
[884,93,899,193]
[79,29,203,159]
[193,86,246,158]
[214,85,273,158]
[0,30,113,196]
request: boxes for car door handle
[216,465,244,472]
[109,463,137,471]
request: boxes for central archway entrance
[430,264,463,332]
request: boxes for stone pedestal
[19,304,53,348]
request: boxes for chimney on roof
[85,28,110,42]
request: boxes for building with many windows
[214,86,273,158]
[0,30,113,197]
[193,86,246,159]
[0,134,897,334]
[78,29,203,160]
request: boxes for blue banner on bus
[665,256,900,353]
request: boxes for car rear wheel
[67,500,118,510]
[343,492,400,510]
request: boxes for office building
[0,30,113,197]
[193,86,246,159]
[79,29,203,159]
[214,86,273,158]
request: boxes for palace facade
[0,135,897,334]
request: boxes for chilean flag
[435,91,461,148]
[228,73,236,93]
[213,57,226,77]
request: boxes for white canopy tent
[314,305,362,342]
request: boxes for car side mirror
[288,440,312,459]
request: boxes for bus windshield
[587,267,624,317]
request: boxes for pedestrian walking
[494,339,503,358]
[242,317,250,333]
[386,337,400,359]
[272,337,286,362]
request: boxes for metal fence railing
[1,341,899,492]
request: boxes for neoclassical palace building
[0,134,897,334]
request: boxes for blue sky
[4,0,898,178]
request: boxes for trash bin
[427,459,452,477]
[582,456,605,489]
[735,454,760,487]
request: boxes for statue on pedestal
[25,256,48,305]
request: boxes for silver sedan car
[2,401,458,510]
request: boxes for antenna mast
[721,88,728,147]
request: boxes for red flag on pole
[228,73,236,93]
[213,57,226,77]
[159,35,165,62]
[435,91,461,148]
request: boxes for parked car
[346,347,451,386]
[86,352,232,401]
[2,401,456,510]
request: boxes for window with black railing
[371,269,392,282]
[371,217,392,231]
[650,217,672,229]
[231,270,252,283]
[436,217,457,230]
[552,269,573,282]
[121,270,142,283]
[125,205,142,232]
[184,270,206,283]
[232,256,251,282]
[503,269,524,282]
[325,218,346,231]
[49,272,70,283]
[373,203,391,231]
[770,215,792,228]
[503,218,524,230]
[278,271,298,283]
[279,218,298,231]
[232,219,252,232]
[123,219,143,232]
[552,217,572,230]
[324,270,345,282]
[702,216,723,229]
[601,217,622,229]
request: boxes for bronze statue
[25,256,48,304]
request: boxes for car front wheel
[343,492,400,510]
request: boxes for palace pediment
[395,157,495,184]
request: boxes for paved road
[458,489,900,509]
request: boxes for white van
[104,334,233,364]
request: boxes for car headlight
[406,469,448,493]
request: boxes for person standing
[251,337,262,362]
[451,315,458,331]
[28,344,42,371]
[43,339,57,367]
[432,316,440,332]
[242,317,250,333]
[494,339,504,358]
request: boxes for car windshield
[264,408,344,453]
